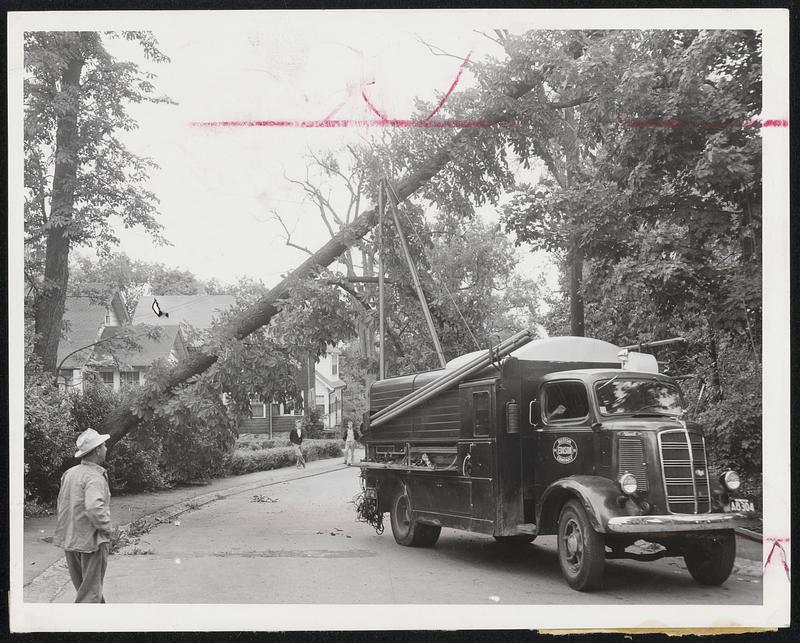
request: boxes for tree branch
[271,210,314,255]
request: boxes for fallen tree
[101,75,544,446]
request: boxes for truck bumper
[606,512,754,533]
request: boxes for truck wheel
[683,531,736,585]
[390,490,441,547]
[557,499,605,591]
[493,535,536,545]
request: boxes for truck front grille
[658,429,711,514]
[618,437,648,491]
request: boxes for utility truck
[356,332,756,591]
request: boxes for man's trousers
[65,543,109,603]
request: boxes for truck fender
[537,475,627,535]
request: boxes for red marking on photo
[193,51,478,130]
[765,537,790,580]
[613,117,788,129]
[191,118,522,129]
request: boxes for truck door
[533,379,595,498]
[458,384,496,527]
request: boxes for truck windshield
[594,378,683,417]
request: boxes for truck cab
[357,335,755,591]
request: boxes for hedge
[224,439,343,476]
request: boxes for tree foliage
[68,251,226,316]
[25,31,173,371]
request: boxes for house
[130,294,347,435]
[55,292,188,393]
[56,291,129,391]
[89,325,188,389]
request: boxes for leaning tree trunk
[102,76,544,446]
[33,52,85,372]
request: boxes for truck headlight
[618,472,638,495]
[721,470,741,491]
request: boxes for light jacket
[53,461,112,553]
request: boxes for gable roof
[131,294,237,329]
[315,369,346,391]
[57,297,108,369]
[89,325,185,369]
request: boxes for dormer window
[105,308,111,325]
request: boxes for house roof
[58,297,109,369]
[90,325,184,369]
[316,369,346,391]
[131,294,237,329]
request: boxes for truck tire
[493,535,536,545]
[683,530,736,585]
[390,489,441,547]
[557,499,605,591]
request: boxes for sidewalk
[23,453,356,591]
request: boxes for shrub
[105,430,167,492]
[73,383,167,493]
[225,446,296,475]
[236,434,288,451]
[224,439,343,476]
[24,378,77,502]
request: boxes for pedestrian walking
[342,419,360,465]
[53,428,112,603]
[289,418,306,468]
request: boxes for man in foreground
[53,428,112,603]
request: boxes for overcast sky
[95,13,544,288]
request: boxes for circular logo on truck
[553,437,578,464]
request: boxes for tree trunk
[563,106,585,337]
[33,51,85,372]
[101,78,541,446]
[568,244,585,337]
[707,321,723,401]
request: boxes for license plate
[729,497,755,513]
[365,487,377,499]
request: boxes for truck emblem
[553,437,578,464]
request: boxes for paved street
[37,465,762,605]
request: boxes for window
[331,353,339,377]
[542,381,589,422]
[57,370,73,390]
[249,403,265,418]
[594,377,683,417]
[278,397,304,416]
[120,371,140,388]
[473,391,491,436]
[100,371,114,387]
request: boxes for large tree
[25,31,173,371]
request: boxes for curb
[24,460,351,602]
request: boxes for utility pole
[386,190,447,369]
[378,180,386,380]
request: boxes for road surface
[47,465,762,604]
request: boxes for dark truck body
[358,336,755,591]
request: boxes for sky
[94,13,555,289]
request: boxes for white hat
[75,429,110,459]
